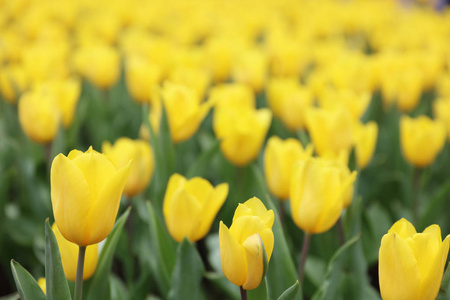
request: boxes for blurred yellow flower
[232,47,268,93]
[125,55,162,104]
[354,121,378,169]
[433,98,450,141]
[264,136,313,201]
[209,83,255,111]
[103,137,154,198]
[400,115,446,168]
[51,147,131,246]
[52,224,98,281]
[219,197,274,290]
[379,218,450,300]
[0,64,28,104]
[163,173,228,242]
[168,66,210,100]
[290,157,356,234]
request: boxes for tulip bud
[354,121,378,169]
[52,224,98,281]
[51,147,131,246]
[18,89,60,144]
[103,138,155,198]
[264,136,313,201]
[290,157,356,234]
[213,106,272,167]
[163,174,228,242]
[379,218,450,300]
[125,55,162,104]
[219,197,274,290]
[400,115,446,168]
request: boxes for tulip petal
[233,197,274,227]
[88,162,131,245]
[51,154,91,245]
[388,218,417,239]
[220,221,246,287]
[379,232,420,300]
[163,173,187,218]
[242,233,266,290]
[184,177,214,205]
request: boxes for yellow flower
[400,115,446,168]
[52,224,98,281]
[157,82,212,143]
[214,106,272,167]
[163,173,228,242]
[219,197,274,290]
[379,218,450,300]
[433,98,450,141]
[37,277,46,294]
[317,88,371,121]
[125,55,161,104]
[0,64,28,104]
[18,89,59,144]
[168,66,211,100]
[354,121,378,169]
[306,107,354,157]
[264,136,313,201]
[50,147,131,246]
[208,83,255,111]
[232,47,268,93]
[103,138,154,198]
[290,157,356,234]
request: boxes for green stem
[240,286,247,300]
[298,232,311,284]
[74,246,86,300]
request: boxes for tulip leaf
[311,235,360,300]
[85,207,131,300]
[10,260,46,300]
[168,238,204,300]
[248,277,268,300]
[44,219,72,300]
[185,139,221,178]
[437,262,450,300]
[277,281,300,300]
[250,163,303,300]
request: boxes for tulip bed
[2,0,450,299]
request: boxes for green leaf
[168,238,204,300]
[419,179,450,231]
[144,200,177,297]
[437,262,450,300]
[86,207,131,300]
[311,235,360,300]
[45,219,72,300]
[185,139,220,178]
[250,163,302,300]
[10,260,45,300]
[277,281,300,300]
[248,278,268,300]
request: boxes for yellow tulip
[163,173,228,242]
[208,83,255,111]
[379,218,450,300]
[37,277,46,294]
[214,106,272,167]
[232,47,268,93]
[264,136,313,201]
[168,66,211,100]
[396,68,424,113]
[51,147,131,246]
[290,157,356,234]
[0,64,28,104]
[354,121,378,169]
[52,224,98,281]
[305,107,354,158]
[433,98,450,141]
[18,89,59,144]
[317,88,372,121]
[125,55,162,104]
[103,138,154,198]
[158,82,213,143]
[219,197,274,290]
[400,115,446,168]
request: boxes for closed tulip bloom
[290,157,356,234]
[396,69,423,113]
[52,224,98,281]
[379,218,450,300]
[18,89,59,144]
[208,83,255,111]
[51,147,131,246]
[103,138,154,197]
[433,98,450,141]
[354,121,378,169]
[168,66,211,100]
[306,107,354,157]
[232,47,268,92]
[400,115,446,168]
[264,136,313,201]
[219,197,274,290]
[159,82,213,143]
[214,106,272,167]
[163,173,228,242]
[125,55,162,104]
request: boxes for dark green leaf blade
[10,260,45,300]
[277,281,300,300]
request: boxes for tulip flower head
[52,224,98,281]
[163,173,228,242]
[51,147,131,246]
[354,121,378,169]
[219,197,274,290]
[379,218,450,300]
